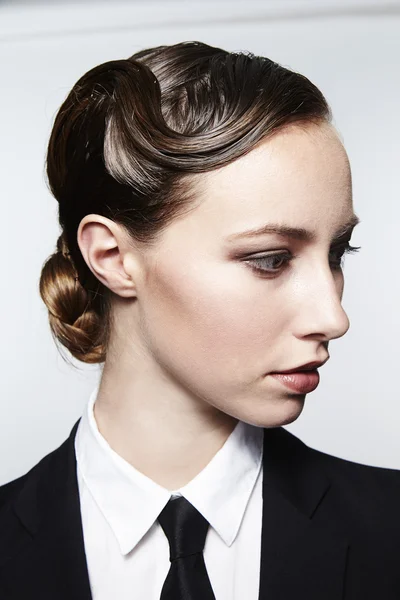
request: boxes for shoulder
[0,420,80,515]
[309,440,400,489]
[0,447,57,516]
[266,426,400,562]
[0,474,28,508]
[268,426,400,517]
[278,424,400,482]
[268,424,400,477]
[304,435,400,528]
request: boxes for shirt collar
[75,384,264,555]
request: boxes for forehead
[184,122,353,239]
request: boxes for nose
[292,263,350,343]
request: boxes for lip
[269,371,320,394]
[272,358,329,374]
[268,357,329,394]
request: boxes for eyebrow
[225,213,360,243]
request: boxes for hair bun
[39,241,105,364]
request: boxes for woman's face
[129,122,358,427]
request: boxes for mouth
[270,358,329,375]
[268,358,329,394]
[269,370,320,394]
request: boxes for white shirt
[75,385,264,600]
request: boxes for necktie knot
[157,496,209,561]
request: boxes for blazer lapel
[0,419,92,600]
[258,427,349,600]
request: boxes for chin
[274,396,305,427]
[243,395,305,428]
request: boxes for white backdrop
[1,0,399,485]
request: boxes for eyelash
[245,242,361,276]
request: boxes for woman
[0,41,399,600]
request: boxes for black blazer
[0,419,399,600]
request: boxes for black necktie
[157,496,216,599]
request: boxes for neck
[93,361,238,490]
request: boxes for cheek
[140,259,286,380]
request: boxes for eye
[243,242,361,276]
[245,252,293,275]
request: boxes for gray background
[1,0,399,484]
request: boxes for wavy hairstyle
[39,41,331,365]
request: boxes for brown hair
[39,40,331,365]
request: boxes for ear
[77,214,141,298]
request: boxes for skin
[77,121,357,490]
